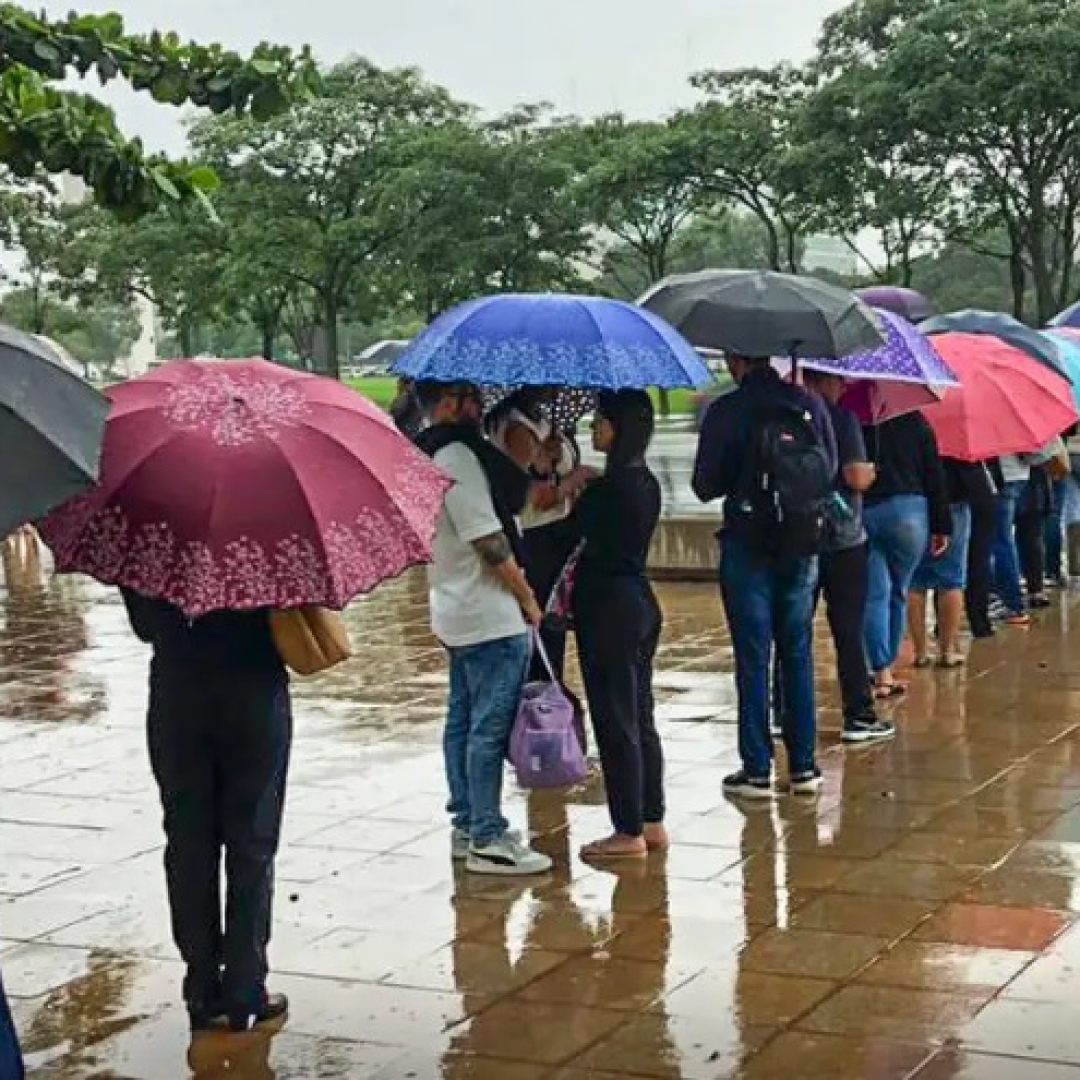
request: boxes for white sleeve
[434,444,504,543]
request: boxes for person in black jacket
[572,390,666,860]
[862,413,952,698]
[122,590,291,1033]
[962,462,1000,639]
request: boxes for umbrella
[0,324,108,540]
[392,293,711,390]
[797,308,960,423]
[920,333,1078,462]
[40,359,451,618]
[855,285,936,323]
[1042,330,1080,412]
[921,310,1068,378]
[638,269,886,359]
[1048,301,1080,329]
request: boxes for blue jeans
[993,480,1026,612]
[0,968,24,1080]
[720,534,818,779]
[864,495,929,672]
[444,633,530,846]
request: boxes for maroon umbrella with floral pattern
[40,359,450,617]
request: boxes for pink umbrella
[921,333,1078,462]
[40,359,451,617]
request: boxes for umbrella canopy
[392,293,711,390]
[40,359,451,617]
[638,269,885,359]
[921,333,1078,462]
[0,324,108,540]
[1043,330,1080,412]
[855,285,936,323]
[921,310,1067,378]
[1048,301,1080,329]
[796,308,959,422]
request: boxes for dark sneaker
[788,769,824,796]
[723,770,773,800]
[843,716,896,744]
[228,992,289,1033]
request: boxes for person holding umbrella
[42,359,451,1030]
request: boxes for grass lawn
[347,377,709,416]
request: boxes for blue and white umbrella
[392,293,712,390]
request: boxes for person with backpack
[692,355,837,799]
[861,413,952,699]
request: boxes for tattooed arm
[472,532,542,626]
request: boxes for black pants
[574,577,664,836]
[1016,510,1047,596]
[774,544,874,724]
[148,660,292,1011]
[965,497,997,636]
[821,544,875,721]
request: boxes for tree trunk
[260,324,275,362]
[320,294,340,379]
[178,315,195,358]
[1027,204,1057,324]
[1008,248,1026,322]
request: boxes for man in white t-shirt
[415,381,552,876]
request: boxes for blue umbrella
[921,309,1067,378]
[392,293,712,390]
[1049,301,1080,329]
[1042,330,1080,411]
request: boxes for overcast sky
[42,0,847,153]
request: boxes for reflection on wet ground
[6,546,1080,1077]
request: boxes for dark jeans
[574,576,664,837]
[148,660,292,1012]
[0,968,23,1080]
[965,497,998,636]
[720,534,818,779]
[993,480,1026,612]
[1017,510,1048,596]
[1046,480,1067,578]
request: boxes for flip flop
[914,656,934,669]
[937,654,966,669]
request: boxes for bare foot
[643,823,670,851]
[580,834,647,860]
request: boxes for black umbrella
[0,324,108,538]
[920,310,1067,378]
[639,269,886,360]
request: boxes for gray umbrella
[0,324,108,539]
[639,269,886,359]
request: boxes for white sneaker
[466,835,552,876]
[451,827,521,860]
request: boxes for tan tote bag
[269,606,353,676]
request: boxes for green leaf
[32,40,62,64]
[151,169,181,201]
[187,164,221,192]
[250,58,280,76]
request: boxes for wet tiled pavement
[5,540,1080,1077]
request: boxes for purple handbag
[509,633,588,789]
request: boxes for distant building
[802,234,859,279]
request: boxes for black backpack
[738,401,835,559]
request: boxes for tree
[390,107,591,319]
[0,287,138,379]
[594,209,779,298]
[790,60,953,286]
[816,0,1080,321]
[570,116,706,291]
[0,178,65,332]
[190,58,465,376]
[1,4,319,217]
[682,64,813,272]
[60,201,227,356]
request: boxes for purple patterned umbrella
[797,308,960,423]
[855,285,936,323]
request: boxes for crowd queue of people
[5,356,1075,1067]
